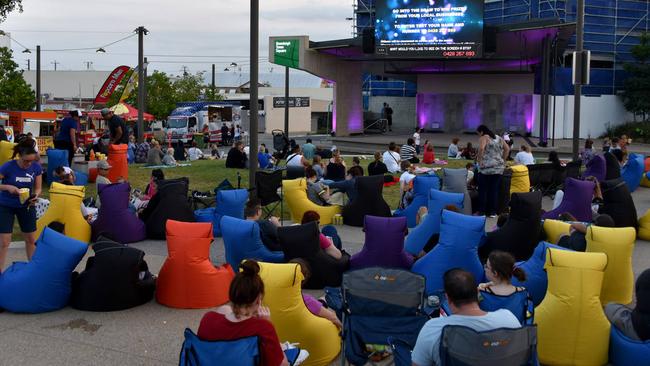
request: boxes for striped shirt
[400,144,417,161]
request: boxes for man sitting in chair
[245,198,281,252]
[411,269,521,366]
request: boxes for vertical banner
[93,65,130,104]
[119,62,147,103]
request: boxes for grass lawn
[12,157,472,241]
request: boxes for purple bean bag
[582,154,606,182]
[350,216,413,270]
[542,178,595,222]
[92,183,146,243]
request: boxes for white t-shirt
[399,171,416,186]
[412,309,521,366]
[514,151,535,166]
[188,147,204,161]
[286,153,304,167]
[383,150,401,173]
[61,166,73,175]
[413,132,421,146]
[467,169,474,183]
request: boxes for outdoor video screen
[375,0,484,58]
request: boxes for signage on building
[274,39,300,68]
[273,97,310,108]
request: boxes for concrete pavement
[1,191,650,365]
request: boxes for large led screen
[375,0,484,58]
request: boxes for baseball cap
[97,160,112,170]
[100,108,111,116]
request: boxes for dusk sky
[1,0,353,76]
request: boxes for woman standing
[0,138,42,270]
[476,125,509,217]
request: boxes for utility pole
[36,45,41,111]
[248,0,259,188]
[211,63,216,99]
[572,0,585,161]
[51,60,59,71]
[284,66,290,138]
[143,57,148,112]
[84,61,93,70]
[136,26,148,143]
[25,59,30,71]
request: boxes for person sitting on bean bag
[606,268,650,341]
[291,258,341,328]
[556,213,615,252]
[301,210,342,260]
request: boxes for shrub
[601,121,650,143]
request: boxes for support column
[333,63,363,136]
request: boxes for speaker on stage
[362,27,375,54]
[484,26,497,54]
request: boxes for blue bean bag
[194,207,215,223]
[46,149,69,184]
[393,175,440,228]
[404,190,464,256]
[621,153,644,192]
[412,210,485,295]
[220,216,284,270]
[74,170,88,186]
[0,228,87,313]
[609,325,650,366]
[213,189,249,237]
[512,241,570,306]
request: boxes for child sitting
[399,160,416,209]
[290,258,342,328]
[53,166,75,185]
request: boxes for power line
[40,33,137,52]
[6,29,131,34]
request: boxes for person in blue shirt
[54,110,81,166]
[327,165,363,203]
[302,138,316,160]
[258,144,274,169]
[0,138,43,271]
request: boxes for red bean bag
[156,220,234,308]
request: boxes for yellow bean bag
[283,178,340,225]
[639,209,650,240]
[258,261,340,366]
[509,165,530,195]
[0,140,16,166]
[586,225,636,305]
[536,248,610,366]
[543,219,571,244]
[36,182,91,243]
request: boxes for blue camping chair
[220,216,284,270]
[609,325,650,365]
[338,267,428,366]
[440,289,533,325]
[621,153,644,192]
[46,149,69,184]
[412,210,485,296]
[179,329,259,366]
[512,241,570,306]
[213,189,249,237]
[404,189,465,256]
[393,175,440,228]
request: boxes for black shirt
[108,115,128,144]
[368,161,388,176]
[225,147,247,168]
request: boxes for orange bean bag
[107,144,128,182]
[156,220,234,309]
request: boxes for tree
[622,32,650,121]
[0,47,34,110]
[173,71,205,102]
[146,70,176,120]
[0,0,23,22]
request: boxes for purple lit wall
[416,93,534,133]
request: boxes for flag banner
[93,65,130,104]
[119,62,147,103]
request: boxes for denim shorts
[0,204,37,233]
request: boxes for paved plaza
[2,189,650,365]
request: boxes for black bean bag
[70,237,155,311]
[496,168,513,214]
[278,221,349,289]
[599,178,638,230]
[604,152,621,180]
[480,191,543,262]
[140,178,196,239]
[342,175,391,227]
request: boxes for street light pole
[284,66,289,138]
[136,26,148,143]
[572,0,585,160]
[36,45,41,111]
[248,0,259,188]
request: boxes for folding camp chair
[538,164,564,197]
[527,164,542,191]
[285,165,306,180]
[339,267,429,365]
[255,170,283,220]
[440,325,538,366]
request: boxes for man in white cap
[101,108,128,145]
[54,110,81,165]
[96,160,112,186]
